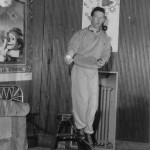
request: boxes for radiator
[95,85,113,149]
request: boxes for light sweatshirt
[67,27,111,69]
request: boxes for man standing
[65,7,111,148]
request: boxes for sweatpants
[71,64,99,134]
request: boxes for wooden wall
[29,0,150,143]
[115,0,150,142]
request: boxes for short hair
[91,7,107,31]
[91,7,105,16]
[8,27,23,37]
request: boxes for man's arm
[64,30,82,65]
[96,37,111,68]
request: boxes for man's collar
[88,26,101,33]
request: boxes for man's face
[91,11,105,29]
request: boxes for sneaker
[84,133,93,146]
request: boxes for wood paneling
[31,0,44,114]
[31,0,82,134]
[30,0,150,142]
[116,0,150,142]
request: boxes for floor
[28,147,50,150]
[28,147,67,150]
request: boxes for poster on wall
[0,0,32,73]
[82,0,120,52]
[0,0,25,64]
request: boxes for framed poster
[0,0,33,73]
[82,0,120,52]
[0,0,26,64]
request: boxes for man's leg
[84,70,99,146]
[71,65,89,130]
[85,70,99,134]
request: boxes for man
[64,7,111,147]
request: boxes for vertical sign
[82,0,120,52]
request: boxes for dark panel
[31,0,45,114]
[32,0,83,134]
[115,0,150,142]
